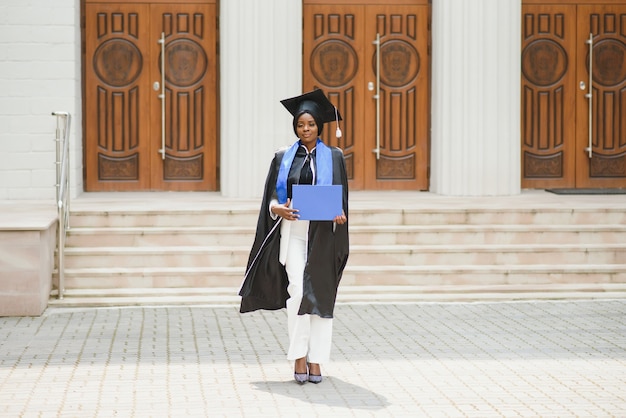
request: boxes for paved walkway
[1,300,626,417]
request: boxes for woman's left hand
[334,211,347,225]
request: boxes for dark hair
[293,110,324,137]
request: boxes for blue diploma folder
[292,185,343,221]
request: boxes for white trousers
[283,219,333,364]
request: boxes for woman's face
[296,113,318,150]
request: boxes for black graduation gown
[239,145,349,319]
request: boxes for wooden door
[84,1,218,191]
[521,5,577,189]
[303,1,430,191]
[149,4,218,191]
[84,3,151,190]
[304,4,366,189]
[576,5,626,188]
[522,2,626,189]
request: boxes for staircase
[49,192,626,307]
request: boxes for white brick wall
[0,0,82,201]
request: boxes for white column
[220,0,302,198]
[430,0,521,196]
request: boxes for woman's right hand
[271,198,299,221]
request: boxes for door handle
[372,33,381,160]
[585,33,593,159]
[157,32,166,160]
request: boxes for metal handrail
[52,111,71,299]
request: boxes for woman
[239,89,349,384]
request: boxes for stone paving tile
[0,300,625,417]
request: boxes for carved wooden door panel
[149,4,217,191]
[85,3,151,191]
[363,5,429,190]
[84,1,218,191]
[576,5,626,188]
[303,2,430,191]
[521,5,577,189]
[304,4,366,189]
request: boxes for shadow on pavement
[251,376,390,410]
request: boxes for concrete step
[349,243,626,265]
[62,266,243,289]
[62,243,626,269]
[69,209,259,228]
[47,283,626,308]
[340,264,626,286]
[60,264,626,289]
[351,224,626,245]
[64,224,626,247]
[64,246,248,269]
[68,206,626,228]
[66,226,254,247]
[57,193,626,300]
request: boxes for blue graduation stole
[276,138,332,204]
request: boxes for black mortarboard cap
[280,89,342,123]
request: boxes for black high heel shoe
[308,373,322,384]
[294,359,308,384]
[294,371,308,384]
[307,363,322,384]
